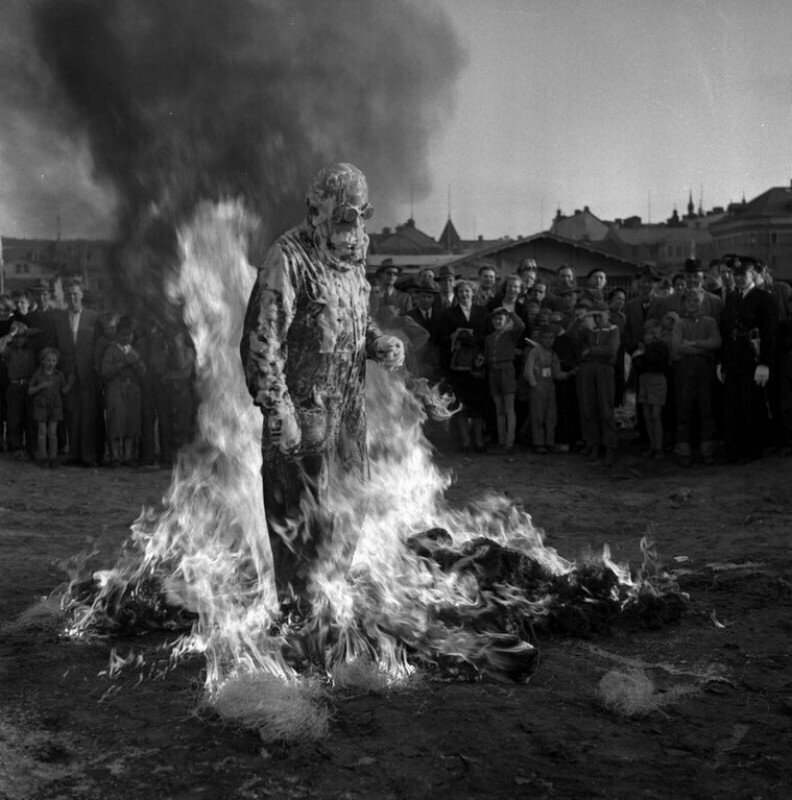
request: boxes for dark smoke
[15,0,465,320]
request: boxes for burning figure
[241,163,404,606]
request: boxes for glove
[754,365,770,387]
[716,364,725,384]
[374,335,405,370]
[266,408,302,454]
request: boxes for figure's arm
[365,287,405,370]
[588,327,620,360]
[524,347,539,386]
[240,243,301,451]
[509,312,526,340]
[695,318,722,352]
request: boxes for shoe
[641,448,654,458]
[554,444,569,453]
[603,448,615,467]
[533,446,549,455]
[587,447,600,463]
[653,450,664,460]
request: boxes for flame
[60,200,682,738]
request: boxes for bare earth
[2,431,791,800]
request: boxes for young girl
[101,317,146,466]
[28,347,71,467]
[632,320,670,459]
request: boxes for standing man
[369,258,412,326]
[718,258,777,463]
[435,265,456,311]
[473,263,498,307]
[241,162,404,606]
[54,277,100,467]
[27,280,58,358]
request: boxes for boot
[603,448,615,467]
[700,441,714,466]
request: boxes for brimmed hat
[415,277,439,295]
[637,264,662,281]
[376,258,401,275]
[518,258,538,272]
[488,305,511,319]
[437,265,457,279]
[584,301,609,316]
[586,267,606,279]
[31,279,50,292]
[684,257,702,273]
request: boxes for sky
[403,0,792,240]
[1,0,791,243]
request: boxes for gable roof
[438,218,462,253]
[369,219,443,255]
[729,186,792,218]
[441,231,649,271]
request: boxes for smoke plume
[1,0,464,317]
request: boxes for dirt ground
[2,428,792,800]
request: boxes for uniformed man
[717,256,777,462]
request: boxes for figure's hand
[716,364,725,384]
[266,409,302,454]
[375,335,405,370]
[754,365,770,387]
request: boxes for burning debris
[41,201,687,741]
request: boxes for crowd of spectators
[3,254,790,471]
[0,277,196,468]
[369,254,792,466]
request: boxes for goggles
[332,203,374,225]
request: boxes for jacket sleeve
[758,292,778,367]
[589,326,620,360]
[240,242,299,419]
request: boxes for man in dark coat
[53,278,100,467]
[241,163,403,606]
[717,258,777,462]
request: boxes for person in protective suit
[241,163,404,606]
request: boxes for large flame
[62,200,681,740]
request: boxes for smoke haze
[1,0,464,313]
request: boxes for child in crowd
[28,347,72,467]
[576,301,620,465]
[101,316,146,466]
[632,319,670,459]
[551,320,581,451]
[524,326,573,453]
[0,295,14,450]
[484,307,525,453]
[0,320,36,458]
[671,289,721,466]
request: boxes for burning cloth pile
[59,164,684,738]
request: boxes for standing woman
[438,280,488,452]
[487,274,530,333]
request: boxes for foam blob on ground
[2,596,66,637]
[597,669,698,718]
[210,673,330,743]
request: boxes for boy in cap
[484,306,525,453]
[576,300,620,465]
[671,288,721,465]
[523,325,573,454]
